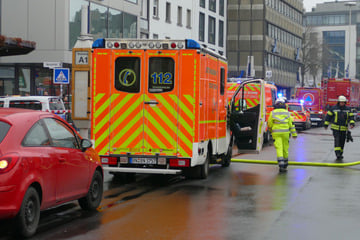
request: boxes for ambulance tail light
[100,156,117,165]
[186,39,201,49]
[92,38,105,48]
[169,158,190,167]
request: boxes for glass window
[153,0,159,17]
[49,98,65,110]
[209,0,216,12]
[166,2,171,23]
[177,6,182,26]
[219,0,224,16]
[220,67,225,95]
[35,68,52,96]
[126,0,137,3]
[0,121,10,143]
[108,9,123,38]
[9,100,42,110]
[123,12,137,38]
[200,0,205,8]
[219,20,224,47]
[199,13,205,42]
[208,16,216,44]
[186,9,191,28]
[148,58,175,93]
[44,118,79,149]
[90,3,108,40]
[22,121,50,147]
[288,105,302,111]
[69,0,89,49]
[114,57,141,93]
[18,67,31,96]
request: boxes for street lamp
[345,2,356,78]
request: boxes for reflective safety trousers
[268,108,297,137]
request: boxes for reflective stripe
[272,129,290,133]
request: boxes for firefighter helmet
[275,98,285,105]
[338,95,347,102]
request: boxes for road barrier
[231,159,360,167]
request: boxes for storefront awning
[0,35,36,56]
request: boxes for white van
[0,96,67,120]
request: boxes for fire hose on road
[231,159,360,167]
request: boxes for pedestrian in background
[324,95,355,161]
[268,98,297,172]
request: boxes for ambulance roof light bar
[92,38,201,50]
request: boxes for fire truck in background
[295,87,324,126]
[227,78,276,146]
[89,38,265,179]
[322,78,360,111]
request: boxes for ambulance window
[220,67,225,95]
[148,57,175,93]
[114,57,140,93]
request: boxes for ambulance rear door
[229,79,266,153]
[108,49,180,157]
[142,50,179,156]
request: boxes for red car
[0,108,103,237]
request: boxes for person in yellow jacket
[268,98,297,172]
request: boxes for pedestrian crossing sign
[53,68,70,84]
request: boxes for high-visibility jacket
[268,108,297,136]
[324,104,355,131]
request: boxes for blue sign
[53,68,70,84]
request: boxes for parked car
[0,108,103,237]
[0,96,68,121]
[287,101,312,130]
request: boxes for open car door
[229,79,266,153]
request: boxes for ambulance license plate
[130,158,156,164]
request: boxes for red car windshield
[0,121,10,143]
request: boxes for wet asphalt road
[2,126,360,240]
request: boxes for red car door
[43,118,90,202]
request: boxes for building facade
[0,0,227,97]
[304,1,358,86]
[227,0,303,97]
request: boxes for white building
[304,1,359,87]
[0,0,227,96]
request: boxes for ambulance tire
[222,138,232,167]
[199,150,210,179]
[184,151,210,179]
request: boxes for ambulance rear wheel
[222,139,232,167]
[197,150,209,179]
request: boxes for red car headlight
[0,153,20,173]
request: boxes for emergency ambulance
[89,38,265,179]
[227,79,277,144]
[286,100,311,130]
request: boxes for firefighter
[324,95,355,161]
[268,98,297,172]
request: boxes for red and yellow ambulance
[286,100,311,130]
[90,39,234,179]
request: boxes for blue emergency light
[92,38,105,48]
[277,93,283,99]
[300,99,304,105]
[185,39,201,49]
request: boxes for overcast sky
[303,0,332,12]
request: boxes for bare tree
[302,26,323,87]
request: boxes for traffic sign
[53,68,70,84]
